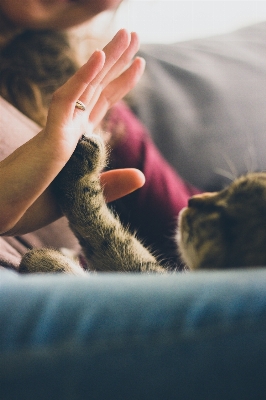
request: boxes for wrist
[36,128,78,166]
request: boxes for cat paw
[53,133,108,219]
[54,134,106,189]
[19,248,87,276]
[69,134,107,178]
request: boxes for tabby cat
[19,135,266,274]
[177,172,266,269]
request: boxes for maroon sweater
[105,102,200,269]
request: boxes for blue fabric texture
[1,269,266,399]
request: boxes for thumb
[100,168,145,203]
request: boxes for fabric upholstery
[130,22,266,191]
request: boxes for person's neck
[0,11,22,49]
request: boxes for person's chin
[87,0,122,14]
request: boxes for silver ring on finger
[75,100,86,111]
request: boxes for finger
[47,50,105,127]
[100,168,145,203]
[47,30,132,128]
[93,29,131,86]
[100,32,140,88]
[79,29,132,107]
[90,57,146,126]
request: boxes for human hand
[43,29,145,160]
[0,30,146,235]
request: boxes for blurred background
[89,0,266,44]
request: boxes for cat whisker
[214,168,235,182]
[215,151,239,183]
[244,144,258,173]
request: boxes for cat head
[177,172,266,270]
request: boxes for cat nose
[188,192,217,207]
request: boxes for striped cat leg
[19,248,87,275]
[54,135,166,273]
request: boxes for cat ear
[188,192,218,208]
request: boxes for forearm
[0,131,68,234]
[1,188,63,236]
